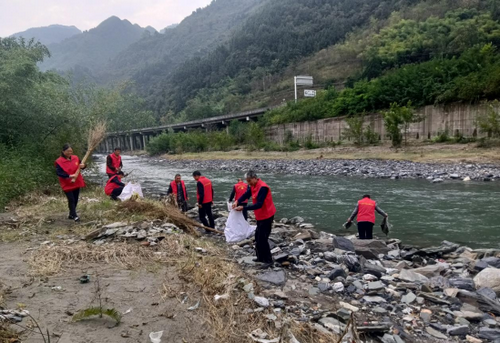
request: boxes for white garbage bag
[225,202,256,243]
[118,182,144,201]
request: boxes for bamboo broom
[71,121,107,183]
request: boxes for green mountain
[39,16,151,74]
[10,24,81,45]
[103,0,268,87]
[128,0,500,125]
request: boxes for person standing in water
[229,178,249,220]
[167,174,189,212]
[55,144,86,222]
[233,171,276,270]
[347,195,388,240]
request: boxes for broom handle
[71,150,93,183]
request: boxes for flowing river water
[94,155,500,249]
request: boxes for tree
[383,102,417,147]
[477,100,500,138]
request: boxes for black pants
[111,187,124,200]
[358,221,374,240]
[177,197,188,212]
[241,203,248,220]
[199,203,215,230]
[65,189,80,218]
[255,216,274,264]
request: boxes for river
[94,155,500,249]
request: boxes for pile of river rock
[149,157,500,182]
[204,204,500,343]
[87,203,500,343]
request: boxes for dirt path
[0,243,212,343]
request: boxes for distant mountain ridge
[39,16,154,74]
[10,24,81,45]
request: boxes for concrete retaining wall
[265,103,489,144]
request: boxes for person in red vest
[55,144,86,222]
[106,148,123,178]
[347,195,388,240]
[105,172,126,201]
[167,174,189,212]
[233,171,276,270]
[229,178,249,220]
[193,171,215,232]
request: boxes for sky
[0,0,214,37]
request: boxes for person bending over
[347,195,388,240]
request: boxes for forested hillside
[104,0,267,91]
[128,0,421,121]
[11,25,81,45]
[39,16,152,76]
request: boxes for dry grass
[118,199,204,236]
[169,239,338,343]
[0,323,20,343]
[28,242,169,276]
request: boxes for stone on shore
[256,270,286,286]
[398,269,429,283]
[474,268,500,295]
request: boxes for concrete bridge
[97,106,276,153]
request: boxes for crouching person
[105,172,126,201]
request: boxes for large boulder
[482,257,500,269]
[353,239,389,260]
[333,237,355,252]
[398,269,429,284]
[256,270,286,286]
[412,263,449,278]
[474,268,500,295]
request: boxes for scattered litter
[214,294,230,302]
[124,308,133,315]
[149,331,163,343]
[195,247,207,254]
[188,300,200,311]
[51,286,63,291]
[79,275,90,284]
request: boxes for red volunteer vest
[55,155,85,192]
[357,198,377,223]
[106,154,122,175]
[235,181,249,204]
[170,180,188,199]
[251,179,276,221]
[197,176,213,204]
[105,175,122,196]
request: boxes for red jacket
[55,155,85,192]
[234,181,249,204]
[105,175,122,196]
[197,176,213,204]
[170,180,188,200]
[251,179,276,221]
[357,198,377,223]
[106,154,122,175]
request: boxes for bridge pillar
[129,135,134,151]
[105,138,110,153]
[142,134,147,150]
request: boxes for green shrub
[433,130,451,143]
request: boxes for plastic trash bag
[224,202,256,243]
[149,331,163,343]
[381,217,392,236]
[118,182,144,201]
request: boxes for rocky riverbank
[149,157,500,182]
[86,201,500,343]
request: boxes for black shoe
[252,258,260,262]
[74,216,80,223]
[68,215,75,220]
[259,263,273,270]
